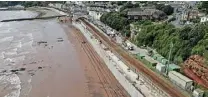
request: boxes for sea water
[0,10,37,97]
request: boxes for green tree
[156,4,174,15]
[120,1,140,12]
[100,12,128,31]
[117,1,127,6]
[202,1,208,10]
[133,22,208,63]
[201,1,208,13]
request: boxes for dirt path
[61,22,130,97]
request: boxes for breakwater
[0,15,67,22]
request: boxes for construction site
[65,15,191,97]
[183,55,208,89]
[1,2,208,97]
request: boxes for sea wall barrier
[72,21,145,97]
[0,7,25,11]
[0,15,67,22]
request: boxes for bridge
[0,15,67,22]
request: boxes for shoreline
[0,7,128,97]
[0,8,68,97]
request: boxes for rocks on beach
[57,37,64,42]
[37,41,47,45]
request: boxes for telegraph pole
[166,42,173,76]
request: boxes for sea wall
[73,21,146,97]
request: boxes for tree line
[100,12,131,37]
[132,22,208,64]
[99,1,208,64]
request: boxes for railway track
[69,24,129,97]
[79,18,187,97]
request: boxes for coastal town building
[181,9,199,21]
[88,10,103,20]
[127,8,167,20]
[48,3,63,9]
[86,2,118,20]
[200,16,208,23]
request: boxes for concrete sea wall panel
[73,22,144,97]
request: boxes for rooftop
[145,56,158,64]
[168,64,181,71]
[169,71,192,82]
[127,8,165,16]
[194,88,204,93]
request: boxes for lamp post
[166,42,173,76]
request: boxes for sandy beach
[61,21,130,97]
[0,8,129,97]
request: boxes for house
[48,3,54,7]
[48,3,63,9]
[87,4,114,20]
[200,16,208,23]
[88,10,103,20]
[181,9,199,21]
[188,10,199,19]
[127,8,167,21]
[71,4,87,14]
[8,5,25,10]
[55,3,63,9]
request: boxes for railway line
[79,18,187,97]
[68,24,129,97]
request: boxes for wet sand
[19,20,90,97]
[0,19,89,97]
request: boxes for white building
[168,71,193,91]
[74,1,84,6]
[156,63,166,73]
[88,10,103,20]
[193,88,204,97]
[14,5,25,8]
[48,3,54,7]
[48,3,63,9]
[200,16,208,23]
[55,3,63,9]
